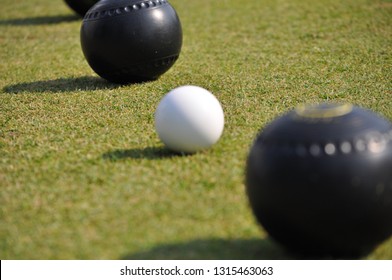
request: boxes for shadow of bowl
[3,76,121,94]
[0,15,80,26]
[121,238,294,260]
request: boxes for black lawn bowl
[246,103,392,258]
[64,0,99,16]
[80,0,182,84]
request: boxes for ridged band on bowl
[84,0,169,21]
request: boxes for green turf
[1,0,391,260]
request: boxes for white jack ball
[155,85,225,153]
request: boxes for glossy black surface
[64,0,98,16]
[80,0,182,83]
[246,104,392,258]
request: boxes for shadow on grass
[0,15,80,26]
[3,76,120,94]
[122,238,294,260]
[103,146,189,161]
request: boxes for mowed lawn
[0,0,391,259]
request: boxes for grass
[0,0,391,259]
